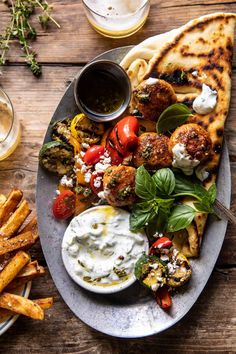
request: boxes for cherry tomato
[155,286,172,309]
[52,190,76,220]
[83,145,105,165]
[90,172,104,194]
[152,237,172,249]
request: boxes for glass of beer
[0,89,21,161]
[82,0,150,38]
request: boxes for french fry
[0,195,6,208]
[0,297,53,323]
[6,262,45,291]
[0,189,23,227]
[0,200,31,239]
[0,251,30,293]
[34,297,53,310]
[0,292,44,320]
[0,231,36,256]
[19,216,38,240]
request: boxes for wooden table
[0,1,236,352]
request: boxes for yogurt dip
[62,206,148,294]
[192,84,217,115]
[172,143,200,175]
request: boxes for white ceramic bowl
[61,206,149,294]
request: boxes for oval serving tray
[36,46,231,338]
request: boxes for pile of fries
[0,189,53,323]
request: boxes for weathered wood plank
[0,1,235,65]
[0,65,236,265]
[0,267,235,353]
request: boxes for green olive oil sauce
[78,70,125,115]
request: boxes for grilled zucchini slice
[39,141,74,175]
[166,252,192,288]
[51,117,72,145]
[135,254,167,290]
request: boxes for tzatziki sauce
[193,84,217,115]
[172,143,200,175]
[62,206,148,293]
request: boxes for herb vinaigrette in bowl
[78,70,124,115]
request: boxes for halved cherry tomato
[53,190,76,220]
[152,237,172,249]
[83,145,104,165]
[90,172,104,194]
[155,286,172,309]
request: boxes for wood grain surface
[0,1,236,353]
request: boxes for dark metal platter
[36,46,231,338]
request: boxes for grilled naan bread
[121,13,236,257]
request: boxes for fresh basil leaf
[167,204,196,232]
[153,168,175,195]
[194,201,212,213]
[207,183,217,204]
[135,166,156,200]
[194,184,217,213]
[157,103,193,134]
[174,173,206,200]
[130,201,156,231]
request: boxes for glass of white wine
[0,89,21,161]
[82,0,150,38]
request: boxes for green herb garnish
[157,103,193,134]
[0,0,60,76]
[130,166,217,234]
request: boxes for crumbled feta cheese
[153,232,163,238]
[192,70,198,77]
[160,254,169,262]
[60,175,74,187]
[95,162,111,173]
[80,151,85,157]
[81,142,90,149]
[84,172,92,183]
[149,263,159,270]
[56,189,60,195]
[93,176,102,188]
[151,283,159,291]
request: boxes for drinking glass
[82,0,150,38]
[0,89,21,161]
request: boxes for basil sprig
[157,103,193,134]
[130,167,217,234]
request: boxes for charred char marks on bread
[145,14,236,80]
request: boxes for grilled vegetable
[83,145,105,165]
[51,117,72,145]
[39,141,74,175]
[70,113,104,145]
[52,190,76,220]
[155,286,172,309]
[135,254,166,290]
[167,252,192,288]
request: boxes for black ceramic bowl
[74,60,131,122]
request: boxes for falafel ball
[133,132,172,170]
[103,166,136,207]
[169,123,212,162]
[132,78,177,121]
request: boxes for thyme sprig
[0,0,60,76]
